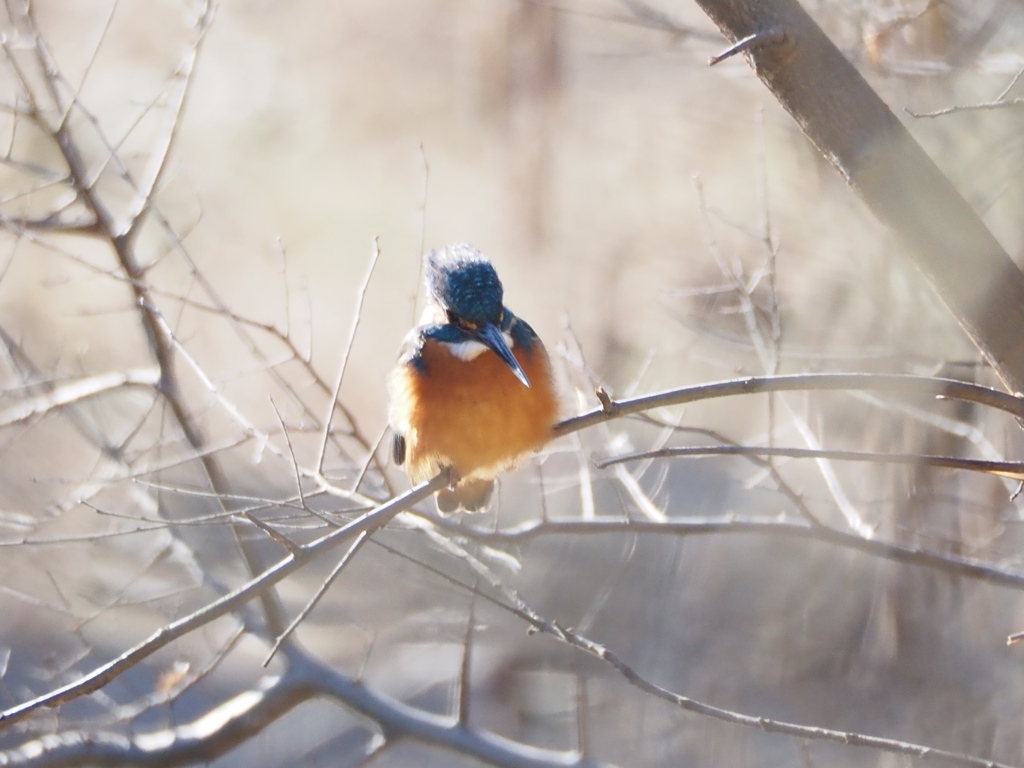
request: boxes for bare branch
[556,373,1024,437]
[318,235,383,474]
[0,367,158,427]
[435,516,1024,591]
[598,444,1024,481]
[690,0,1024,391]
[1,643,610,768]
[373,529,1015,768]
[558,625,1016,768]
[457,584,477,726]
[0,474,447,730]
[907,97,1024,118]
[262,529,370,666]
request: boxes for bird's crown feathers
[426,244,504,327]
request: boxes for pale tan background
[25,0,1019,426]
[4,1,1024,766]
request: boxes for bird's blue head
[426,244,504,327]
[425,244,530,387]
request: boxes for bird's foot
[436,468,494,514]
[443,466,462,490]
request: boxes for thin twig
[318,236,384,474]
[457,583,478,726]
[263,529,370,666]
[415,143,429,326]
[598,444,1024,480]
[907,97,1024,118]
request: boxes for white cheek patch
[446,331,515,361]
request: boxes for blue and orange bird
[389,244,558,512]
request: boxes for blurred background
[3,0,1024,766]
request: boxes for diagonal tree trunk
[692,0,1024,393]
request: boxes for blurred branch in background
[0,0,1024,767]
[694,0,1024,391]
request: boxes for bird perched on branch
[389,244,558,512]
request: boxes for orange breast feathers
[389,337,558,484]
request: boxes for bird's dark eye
[447,310,478,332]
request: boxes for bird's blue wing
[392,431,406,465]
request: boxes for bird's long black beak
[477,322,531,387]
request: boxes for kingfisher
[389,243,558,512]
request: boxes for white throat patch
[446,331,515,361]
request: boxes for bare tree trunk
[692,0,1024,392]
